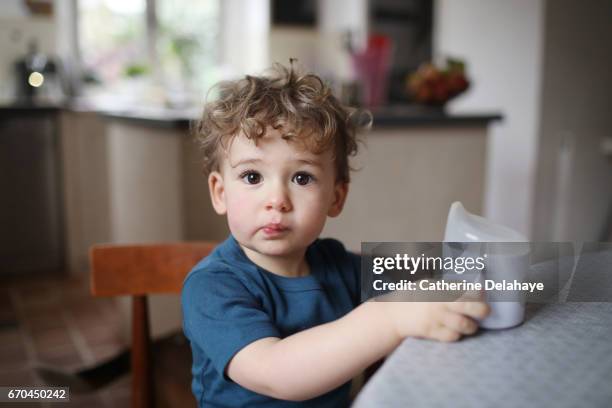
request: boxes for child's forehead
[222,131,333,167]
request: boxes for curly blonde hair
[193,62,369,183]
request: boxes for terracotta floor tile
[70,303,106,324]
[59,277,88,292]
[0,313,18,328]
[17,281,59,301]
[89,344,125,362]
[0,368,34,386]
[35,343,80,364]
[95,301,115,316]
[63,295,98,310]
[98,301,122,320]
[105,393,130,408]
[0,341,29,372]
[95,315,124,333]
[103,374,130,392]
[71,316,104,332]
[100,379,131,405]
[63,393,107,408]
[1,402,42,408]
[21,295,61,314]
[32,327,74,351]
[20,304,64,321]
[0,328,23,347]
[22,315,66,334]
[62,289,92,302]
[0,332,26,352]
[79,324,123,348]
[73,317,112,337]
[37,352,84,370]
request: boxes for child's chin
[255,240,303,257]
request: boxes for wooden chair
[89,242,217,408]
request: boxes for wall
[268,0,368,90]
[219,0,270,76]
[316,0,368,82]
[434,0,545,237]
[435,0,612,241]
[269,27,319,71]
[532,0,612,241]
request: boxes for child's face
[208,128,348,259]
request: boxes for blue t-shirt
[181,235,361,407]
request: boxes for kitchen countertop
[99,105,502,129]
[0,104,62,115]
[0,103,502,129]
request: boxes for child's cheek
[225,190,256,235]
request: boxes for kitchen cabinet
[0,107,64,274]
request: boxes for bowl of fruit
[406,58,470,107]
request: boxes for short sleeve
[181,268,280,377]
[348,251,362,305]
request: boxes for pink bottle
[351,34,393,108]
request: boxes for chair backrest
[90,241,217,408]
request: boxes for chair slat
[90,242,216,296]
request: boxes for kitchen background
[1,0,611,257]
[0,0,611,406]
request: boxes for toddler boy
[182,64,489,407]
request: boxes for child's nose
[265,183,292,212]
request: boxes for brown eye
[292,172,313,186]
[241,171,261,184]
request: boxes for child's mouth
[262,224,288,236]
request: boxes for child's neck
[240,245,310,278]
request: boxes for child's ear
[328,182,349,217]
[208,171,227,215]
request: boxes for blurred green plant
[123,63,149,78]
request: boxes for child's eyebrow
[230,158,322,168]
[295,158,323,167]
[230,158,262,168]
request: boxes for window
[78,0,219,107]
[79,0,147,87]
[156,0,219,101]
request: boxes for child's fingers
[430,326,462,343]
[458,288,486,302]
[447,300,490,320]
[441,312,478,335]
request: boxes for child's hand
[383,298,490,342]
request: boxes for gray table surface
[353,302,612,408]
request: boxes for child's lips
[261,223,288,236]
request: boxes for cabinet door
[0,111,63,274]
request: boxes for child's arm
[227,299,489,401]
